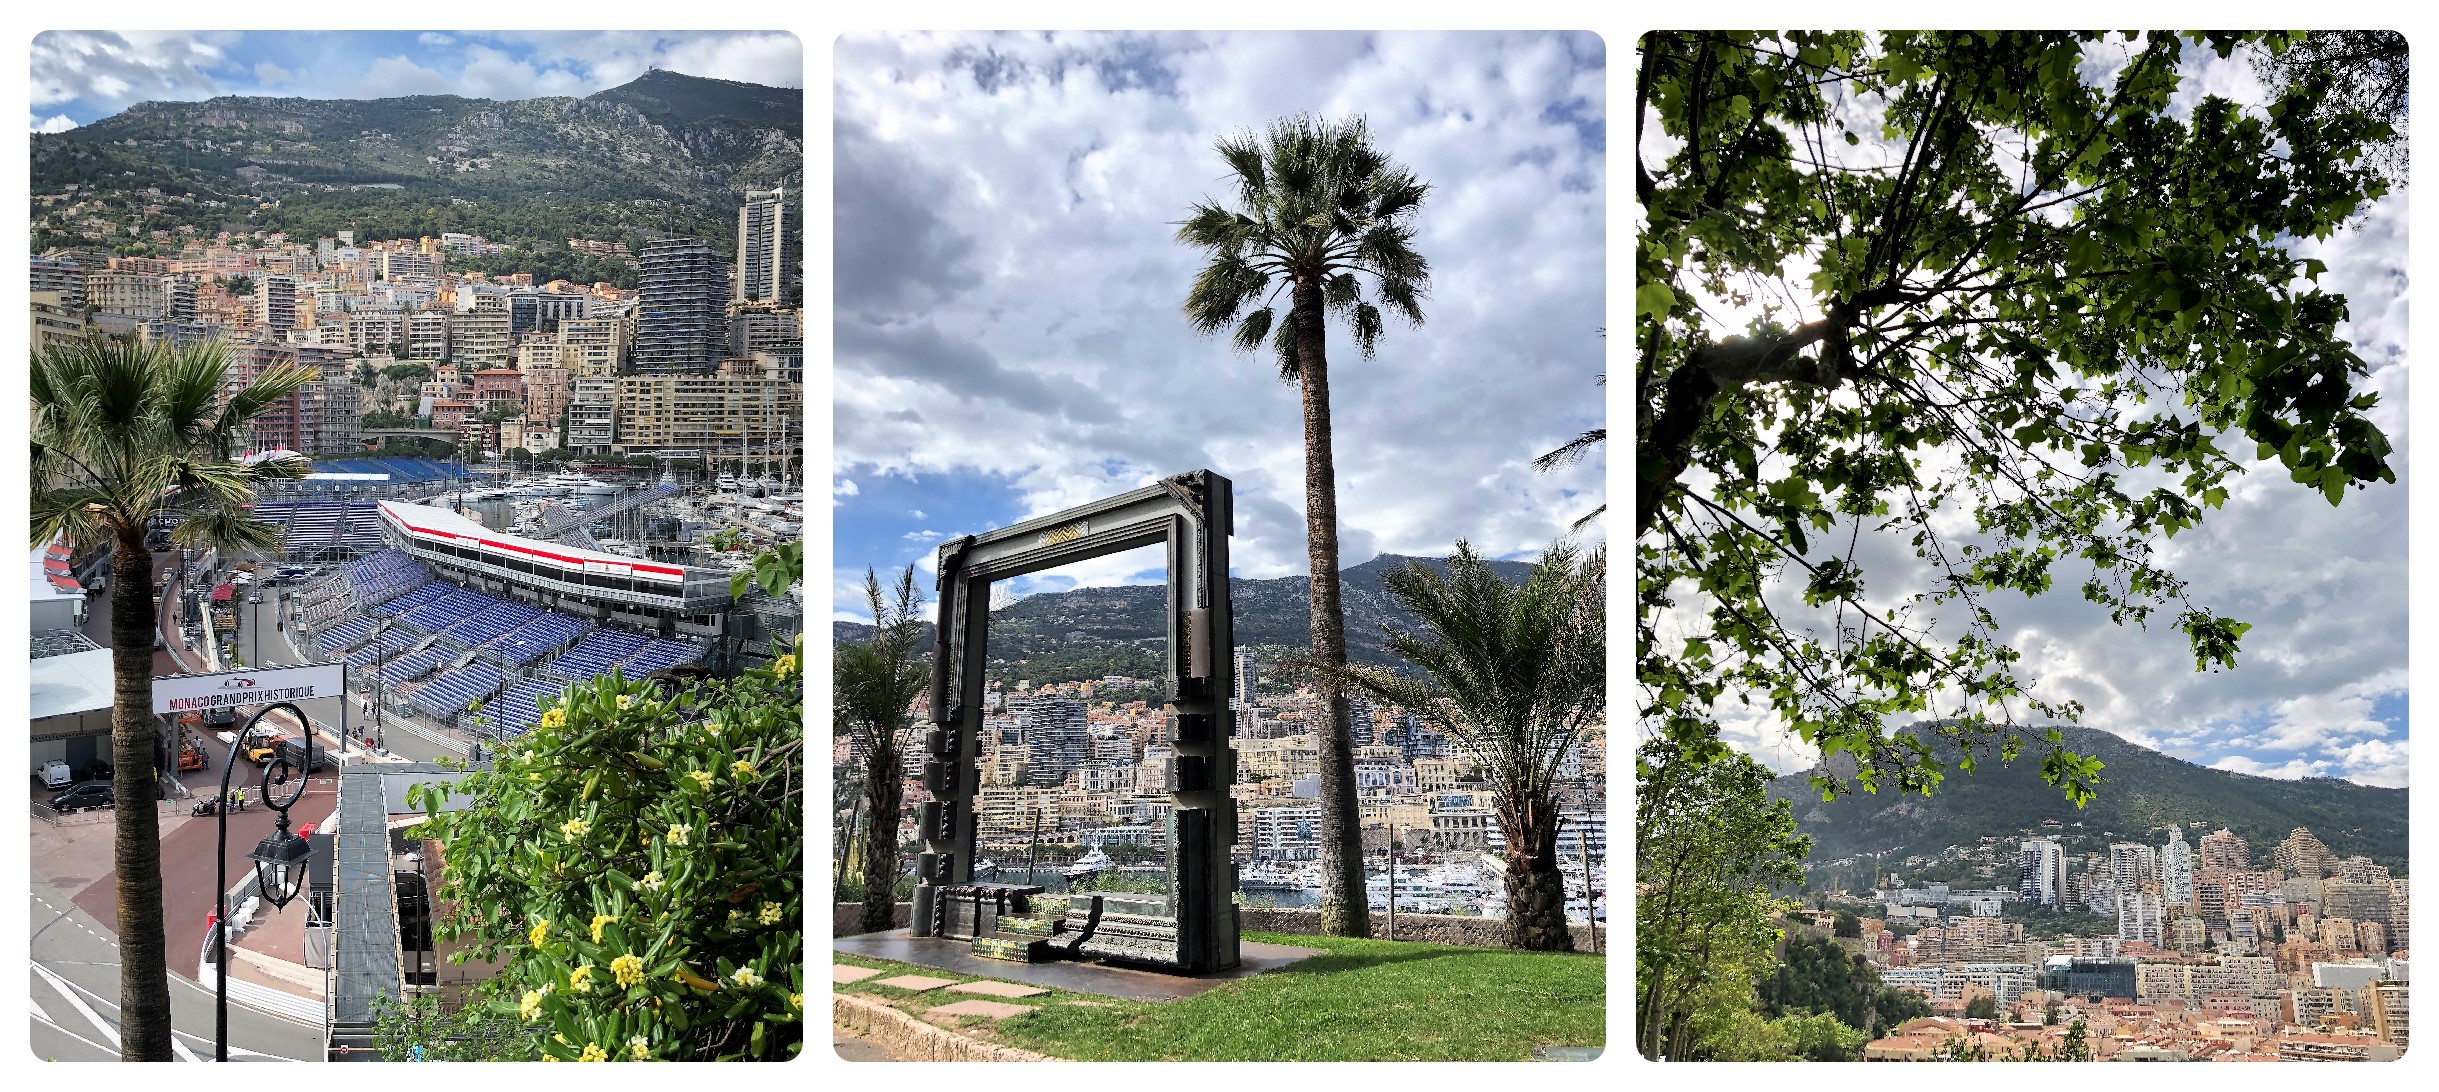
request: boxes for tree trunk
[1495,786,1575,951]
[108,527,174,1061]
[1292,279,1369,939]
[858,736,905,934]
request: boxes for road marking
[31,1011,121,1059]
[32,960,119,1049]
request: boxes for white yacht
[1064,846,1112,880]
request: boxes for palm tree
[834,565,931,934]
[1293,540,1604,950]
[29,335,313,1060]
[1177,113,1430,937]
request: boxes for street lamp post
[213,701,317,1062]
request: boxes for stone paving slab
[948,980,1048,999]
[871,974,958,992]
[833,965,884,984]
[928,999,1035,1019]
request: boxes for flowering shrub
[399,635,805,1061]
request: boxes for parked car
[249,593,263,605]
[49,782,113,813]
[35,760,72,789]
[75,758,113,781]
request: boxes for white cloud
[253,61,294,86]
[834,31,1606,588]
[908,509,926,521]
[419,33,456,47]
[2209,755,2332,780]
[30,29,236,109]
[30,114,78,133]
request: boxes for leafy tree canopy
[1635,31,2398,807]
[401,645,806,1061]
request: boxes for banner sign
[154,662,344,715]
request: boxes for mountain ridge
[1770,721,2408,873]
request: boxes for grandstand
[248,500,385,560]
[302,541,712,740]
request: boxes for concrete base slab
[948,980,1048,999]
[870,974,957,992]
[927,999,1034,1019]
[833,930,1322,1001]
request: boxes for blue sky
[30,30,802,131]
[833,30,1608,620]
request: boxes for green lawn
[835,931,1605,1062]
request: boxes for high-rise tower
[736,186,786,304]
[635,238,725,374]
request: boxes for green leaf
[1638,281,1677,320]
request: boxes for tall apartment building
[1234,648,1259,711]
[726,301,801,356]
[608,375,799,460]
[1016,697,1091,788]
[163,276,197,322]
[346,309,408,355]
[30,256,85,309]
[2324,880,2395,931]
[406,311,451,360]
[449,309,513,368]
[86,270,167,317]
[509,291,588,336]
[560,316,633,377]
[2277,828,2338,879]
[2162,826,2195,908]
[736,186,787,303]
[254,274,299,337]
[2018,838,2068,907]
[2199,828,2251,871]
[377,250,438,284]
[634,237,725,374]
[567,378,618,453]
[522,366,572,425]
[31,291,89,353]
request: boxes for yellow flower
[539,707,566,730]
[730,759,755,778]
[688,769,713,790]
[611,953,646,989]
[541,1055,561,1063]
[577,1042,608,1062]
[528,919,552,947]
[666,824,691,846]
[732,966,762,988]
[627,1035,650,1061]
[758,901,784,925]
[569,963,595,993]
[726,909,744,929]
[640,870,664,891]
[590,913,617,944]
[617,694,634,710]
[774,654,797,680]
[790,992,803,1010]
[560,817,590,840]
[704,721,721,737]
[519,989,545,1022]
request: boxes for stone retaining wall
[835,901,1604,952]
[832,993,1054,1062]
[1238,907,1607,952]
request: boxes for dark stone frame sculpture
[911,470,1241,973]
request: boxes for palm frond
[1533,429,1608,472]
[1272,309,1302,381]
[1230,307,1276,354]
[1350,302,1383,359]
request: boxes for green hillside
[1769,723,2408,872]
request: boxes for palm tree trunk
[858,736,905,934]
[1495,786,1574,951]
[1293,279,1368,939]
[108,526,174,1060]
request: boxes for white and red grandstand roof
[375,500,688,586]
